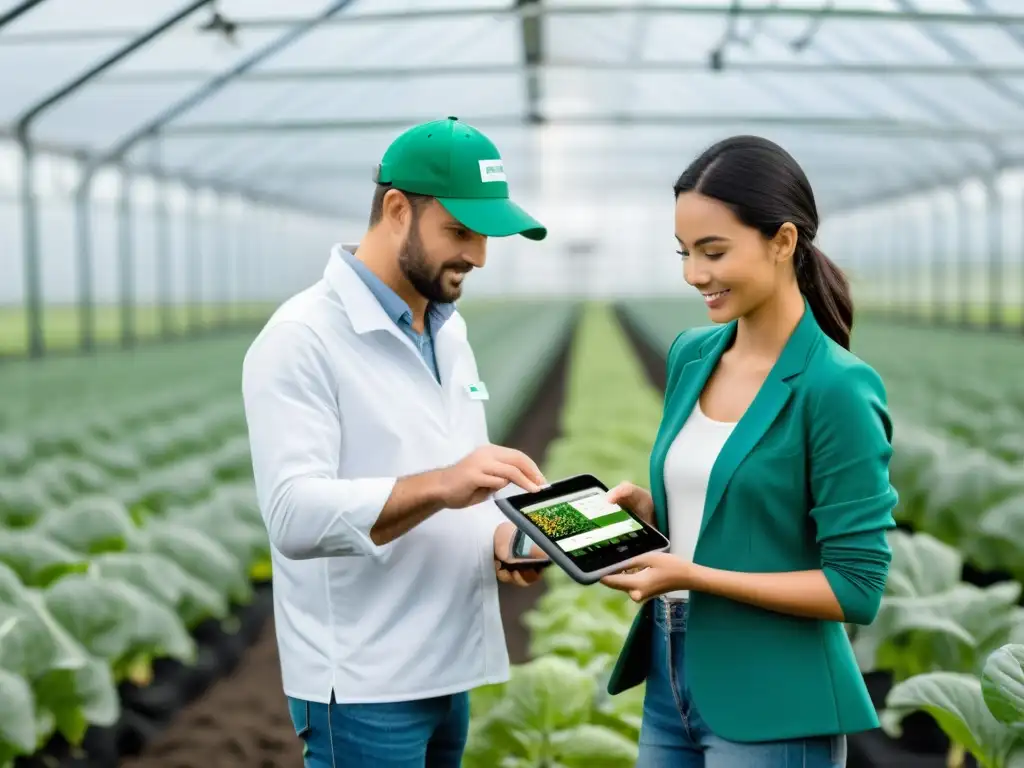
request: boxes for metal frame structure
[3,0,1024,359]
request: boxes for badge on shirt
[465,381,490,401]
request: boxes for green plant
[883,643,1024,768]
[852,530,1024,683]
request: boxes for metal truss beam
[159,114,999,142]
[0,0,47,30]
[97,59,1024,84]
[829,158,1018,212]
[517,0,545,125]
[6,2,1024,45]
[87,0,358,172]
[232,4,1024,27]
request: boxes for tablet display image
[521,488,644,556]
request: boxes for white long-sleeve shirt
[241,248,513,704]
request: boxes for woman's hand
[600,552,692,603]
[607,481,655,526]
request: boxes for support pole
[18,135,43,358]
[933,193,946,325]
[74,155,94,352]
[983,178,1003,330]
[117,167,135,348]
[956,189,971,327]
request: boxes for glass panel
[0,38,131,123]
[4,0,186,34]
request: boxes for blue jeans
[638,598,848,768]
[286,690,470,767]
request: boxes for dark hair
[368,183,432,227]
[673,135,853,350]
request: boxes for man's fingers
[483,461,540,494]
[475,471,510,491]
[489,446,547,487]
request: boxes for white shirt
[663,401,737,599]
[241,247,513,704]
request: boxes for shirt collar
[338,244,456,331]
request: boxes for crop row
[463,303,662,768]
[0,399,268,766]
[0,299,581,766]
[618,300,1024,767]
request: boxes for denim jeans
[638,597,848,768]
[286,690,470,768]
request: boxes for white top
[663,401,737,599]
[241,246,515,704]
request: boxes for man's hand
[606,481,655,526]
[436,445,547,509]
[493,522,548,587]
[370,445,545,547]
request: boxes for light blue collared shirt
[338,245,456,382]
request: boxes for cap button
[447,115,458,121]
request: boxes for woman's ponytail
[795,242,854,350]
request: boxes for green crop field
[2,295,1022,767]
[0,299,580,767]
[0,303,282,357]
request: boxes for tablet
[494,473,670,585]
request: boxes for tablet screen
[518,485,661,570]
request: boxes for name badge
[465,381,489,401]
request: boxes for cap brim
[437,197,547,241]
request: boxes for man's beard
[398,222,470,304]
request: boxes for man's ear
[380,188,413,234]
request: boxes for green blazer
[606,298,898,743]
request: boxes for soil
[612,305,667,392]
[42,313,578,768]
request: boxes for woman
[599,135,898,768]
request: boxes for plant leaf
[0,668,37,755]
[140,521,251,605]
[42,572,196,669]
[885,529,962,597]
[549,724,639,768]
[0,530,90,587]
[982,644,1024,727]
[35,496,141,555]
[885,671,1019,767]
[501,655,595,735]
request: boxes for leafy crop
[883,643,1024,768]
[0,337,271,766]
[0,302,580,767]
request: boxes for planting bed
[0,300,580,768]
[6,297,1022,768]
[617,299,1024,768]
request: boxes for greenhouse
[1,1,1023,767]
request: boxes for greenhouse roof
[4,0,1024,214]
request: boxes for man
[241,116,551,768]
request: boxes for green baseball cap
[374,116,547,241]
